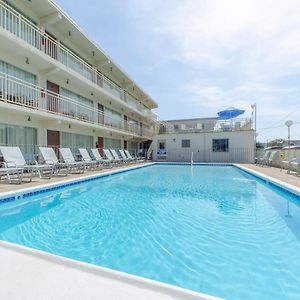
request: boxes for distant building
[152,117,255,163]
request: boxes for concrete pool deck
[241,164,300,189]
[0,162,147,194]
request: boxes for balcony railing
[159,118,252,134]
[0,0,157,121]
[0,72,153,138]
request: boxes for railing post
[4,74,7,102]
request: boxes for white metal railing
[0,72,154,137]
[0,0,157,121]
[159,118,252,134]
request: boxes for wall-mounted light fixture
[27,116,31,122]
[92,129,95,133]
[173,138,176,142]
[66,79,69,84]
[68,124,71,129]
[91,92,94,96]
[68,31,71,37]
[26,57,29,64]
[92,51,95,57]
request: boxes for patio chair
[258,150,271,167]
[124,150,138,162]
[0,146,54,180]
[103,149,120,165]
[0,162,23,184]
[78,148,102,171]
[290,159,300,176]
[90,149,112,168]
[39,147,70,176]
[119,149,134,163]
[59,148,85,173]
[267,150,277,166]
[110,149,126,164]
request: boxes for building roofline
[47,0,157,109]
[163,117,218,122]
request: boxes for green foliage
[256,142,264,150]
[267,139,286,147]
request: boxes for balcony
[0,1,157,121]
[0,72,153,138]
[159,118,252,134]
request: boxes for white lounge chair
[124,150,137,162]
[0,162,23,184]
[258,150,271,167]
[110,149,126,164]
[78,148,102,170]
[59,148,85,173]
[103,149,120,165]
[291,159,300,176]
[119,149,133,163]
[90,149,112,168]
[39,147,70,176]
[124,150,144,163]
[0,146,54,180]
[267,150,277,166]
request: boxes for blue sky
[55,0,300,142]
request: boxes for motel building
[0,0,158,160]
[0,0,255,163]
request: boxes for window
[0,60,36,84]
[174,124,179,131]
[182,139,190,148]
[0,123,37,161]
[61,132,93,149]
[104,107,122,129]
[158,140,166,150]
[104,138,121,149]
[212,139,229,152]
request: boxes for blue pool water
[1,164,300,299]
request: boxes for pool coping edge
[0,240,221,300]
[0,163,155,202]
[234,164,300,197]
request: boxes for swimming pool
[0,164,300,299]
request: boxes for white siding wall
[152,131,255,163]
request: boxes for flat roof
[164,117,218,123]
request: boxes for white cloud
[125,0,300,140]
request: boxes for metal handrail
[0,72,153,137]
[0,0,158,121]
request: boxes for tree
[267,139,286,147]
[256,142,264,150]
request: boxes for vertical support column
[37,127,47,147]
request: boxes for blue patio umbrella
[217,107,245,120]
